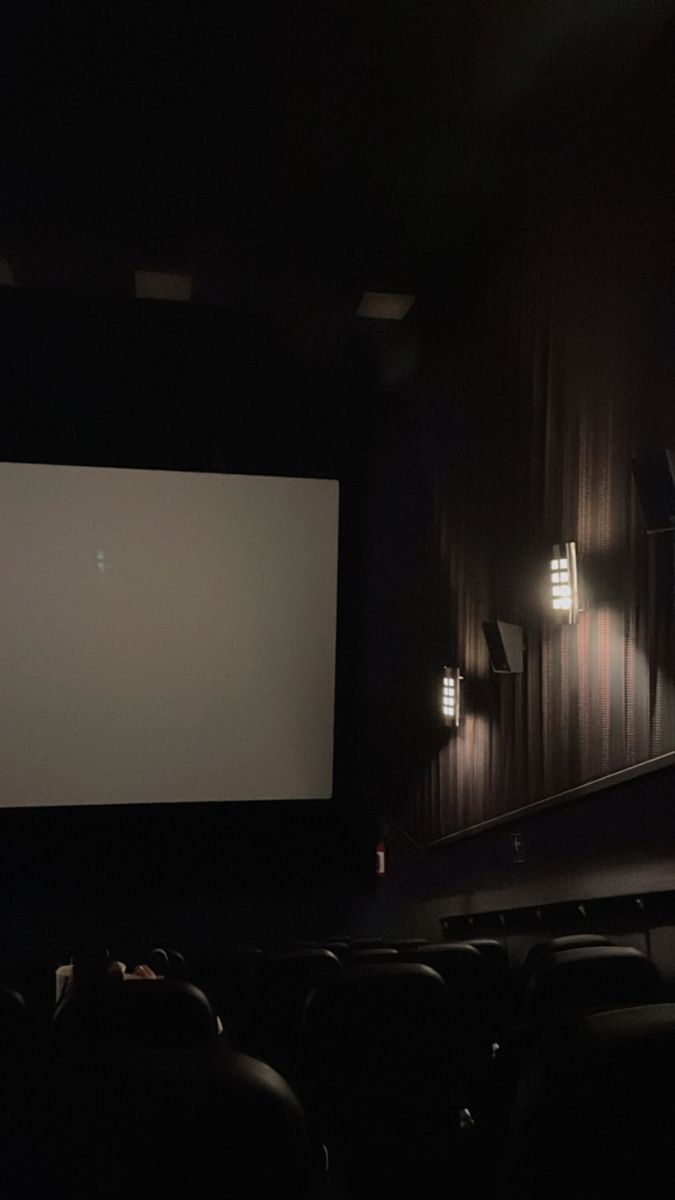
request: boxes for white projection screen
[0,462,339,808]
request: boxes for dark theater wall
[364,41,675,850]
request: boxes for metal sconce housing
[442,667,462,727]
[550,541,579,624]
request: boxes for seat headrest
[53,978,218,1051]
[527,945,662,1018]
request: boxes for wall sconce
[550,541,579,624]
[442,667,462,727]
[483,621,524,673]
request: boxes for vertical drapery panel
[371,160,675,844]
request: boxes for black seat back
[449,938,511,1035]
[243,948,341,1075]
[300,963,474,1191]
[0,1045,318,1199]
[0,984,34,1064]
[52,978,218,1052]
[190,946,264,1046]
[400,943,494,1088]
[343,947,399,965]
[526,945,662,1020]
[516,934,613,1021]
[500,1004,675,1198]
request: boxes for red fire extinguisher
[376,841,386,877]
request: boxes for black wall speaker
[631,450,675,533]
[483,621,524,674]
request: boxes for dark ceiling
[2,2,675,319]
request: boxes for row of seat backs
[9,937,660,1047]
[2,940,665,1195]
[292,940,650,1183]
[0,967,486,1197]
[0,935,501,1030]
[294,936,664,1181]
[0,947,191,1048]
[0,977,221,1063]
[47,954,493,1190]
[5,976,674,1199]
[184,934,660,1027]
[49,938,659,1084]
[0,950,423,1065]
[0,950,502,1186]
[192,936,508,1037]
[191,934,661,1083]
[197,941,508,1080]
[0,1044,319,1200]
[2,933,659,1049]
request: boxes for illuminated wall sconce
[442,667,462,727]
[483,621,523,673]
[550,541,579,624]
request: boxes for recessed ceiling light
[0,257,15,286]
[134,270,193,302]
[356,291,415,320]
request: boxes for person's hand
[128,963,158,979]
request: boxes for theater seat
[533,933,612,955]
[525,945,663,1021]
[299,963,482,1196]
[319,940,349,957]
[0,1044,319,1199]
[190,946,264,1046]
[0,958,58,1041]
[149,946,188,980]
[459,937,509,978]
[448,938,511,1029]
[242,948,342,1078]
[515,934,614,1021]
[52,978,218,1053]
[499,1004,675,1198]
[400,943,494,1097]
[343,947,399,964]
[0,984,34,1064]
